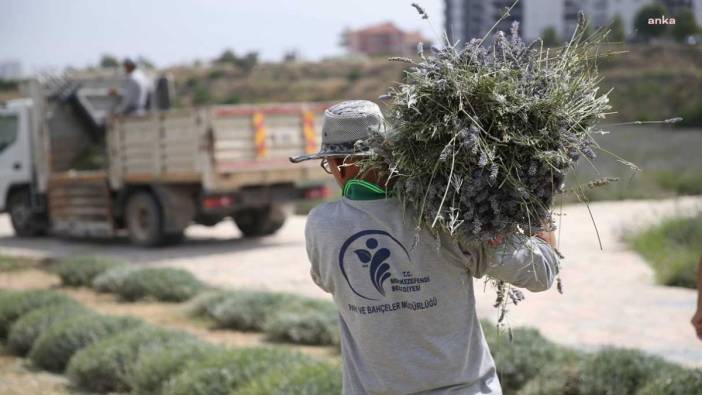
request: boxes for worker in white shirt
[116,58,152,115]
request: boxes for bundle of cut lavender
[361,6,616,245]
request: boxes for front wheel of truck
[125,191,166,247]
[8,190,47,237]
[233,204,289,237]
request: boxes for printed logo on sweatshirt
[339,229,430,301]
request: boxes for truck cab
[0,99,47,236]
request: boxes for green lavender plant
[363,8,618,245]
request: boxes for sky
[1,0,444,73]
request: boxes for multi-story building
[446,0,701,44]
[445,0,522,43]
[446,0,564,43]
[342,22,431,57]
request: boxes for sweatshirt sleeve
[458,235,559,292]
[304,210,332,294]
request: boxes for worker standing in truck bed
[115,58,152,115]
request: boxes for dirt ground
[0,349,69,395]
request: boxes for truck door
[0,106,32,212]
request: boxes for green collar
[343,179,389,200]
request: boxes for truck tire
[7,190,47,237]
[125,191,167,247]
[233,204,288,237]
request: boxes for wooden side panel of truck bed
[108,103,327,192]
[108,109,205,188]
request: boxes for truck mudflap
[48,171,115,238]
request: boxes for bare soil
[0,347,69,395]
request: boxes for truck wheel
[8,190,47,237]
[233,204,288,237]
[125,192,166,247]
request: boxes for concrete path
[0,197,700,367]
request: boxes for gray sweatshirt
[305,196,559,395]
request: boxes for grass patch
[54,255,123,287]
[263,299,339,346]
[6,303,91,356]
[66,325,195,393]
[117,267,205,302]
[571,126,702,202]
[236,361,342,395]
[0,255,36,272]
[162,347,313,395]
[629,212,702,288]
[0,290,78,338]
[29,314,142,372]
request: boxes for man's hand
[487,229,557,249]
[692,308,702,340]
[535,230,557,249]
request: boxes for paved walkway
[0,197,700,366]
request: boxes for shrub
[6,303,91,356]
[54,255,123,287]
[629,212,702,288]
[130,340,215,395]
[67,325,195,393]
[236,361,342,395]
[162,347,312,395]
[638,367,702,395]
[186,289,232,318]
[578,347,677,395]
[0,290,78,338]
[92,265,141,293]
[208,291,287,331]
[517,354,586,395]
[264,299,339,346]
[118,267,204,302]
[29,314,142,372]
[488,327,566,393]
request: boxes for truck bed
[108,103,328,192]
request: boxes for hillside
[168,44,702,125]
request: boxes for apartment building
[446,0,701,44]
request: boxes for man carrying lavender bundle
[291,100,560,395]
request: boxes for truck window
[0,114,18,153]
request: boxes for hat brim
[289,149,371,163]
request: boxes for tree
[216,49,237,64]
[215,49,258,73]
[634,3,668,39]
[136,56,155,69]
[540,26,560,47]
[99,54,119,68]
[608,15,626,42]
[672,9,699,42]
[237,51,259,73]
